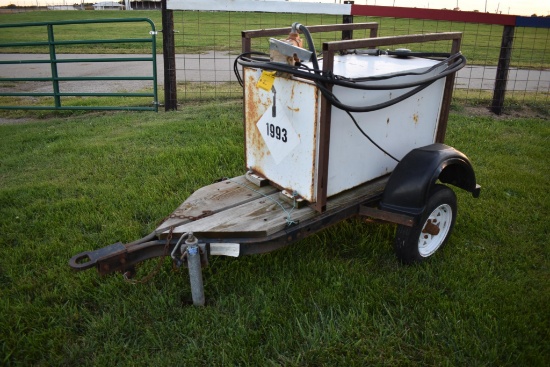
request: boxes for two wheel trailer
[69,23,480,306]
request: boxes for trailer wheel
[394,184,456,264]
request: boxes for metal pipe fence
[0,18,159,111]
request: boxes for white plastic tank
[244,53,446,203]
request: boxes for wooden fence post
[342,1,354,40]
[162,0,178,111]
[491,25,515,115]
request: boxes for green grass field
[0,8,549,366]
[0,10,548,68]
[1,101,548,365]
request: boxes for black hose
[233,52,270,87]
[316,80,434,113]
[235,52,466,91]
[292,22,320,72]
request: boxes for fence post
[491,25,515,115]
[162,0,178,111]
[342,1,354,40]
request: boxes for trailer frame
[69,26,480,306]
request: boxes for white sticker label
[256,98,300,164]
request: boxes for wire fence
[168,3,549,113]
[1,2,548,114]
[170,11,366,103]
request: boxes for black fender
[379,143,481,217]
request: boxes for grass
[0,101,548,365]
[0,10,548,68]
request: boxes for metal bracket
[279,189,307,209]
[245,170,270,187]
[269,38,313,62]
[171,232,209,267]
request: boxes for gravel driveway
[1,53,548,93]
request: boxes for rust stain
[244,71,269,125]
[309,85,320,201]
[249,123,266,164]
[286,83,300,114]
[413,113,419,124]
[251,164,268,183]
[245,69,272,170]
[248,74,319,203]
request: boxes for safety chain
[123,227,175,284]
[169,210,214,221]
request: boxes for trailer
[69,23,480,306]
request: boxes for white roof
[93,2,124,7]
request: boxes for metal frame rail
[241,22,379,54]
[0,18,158,112]
[69,175,394,306]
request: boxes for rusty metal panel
[244,67,320,202]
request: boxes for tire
[394,184,457,264]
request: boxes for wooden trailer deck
[155,174,389,240]
[68,173,393,275]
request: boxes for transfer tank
[244,51,447,204]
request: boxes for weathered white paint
[325,55,446,198]
[167,0,351,15]
[244,55,446,203]
[245,68,320,203]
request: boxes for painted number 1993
[266,123,288,143]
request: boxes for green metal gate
[0,18,158,112]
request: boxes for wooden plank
[350,5,517,26]
[180,191,317,238]
[326,176,387,211]
[323,32,463,53]
[166,176,388,239]
[241,23,379,39]
[155,175,278,232]
[359,205,415,227]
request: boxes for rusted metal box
[244,54,446,203]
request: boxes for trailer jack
[171,232,208,306]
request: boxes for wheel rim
[418,203,453,257]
